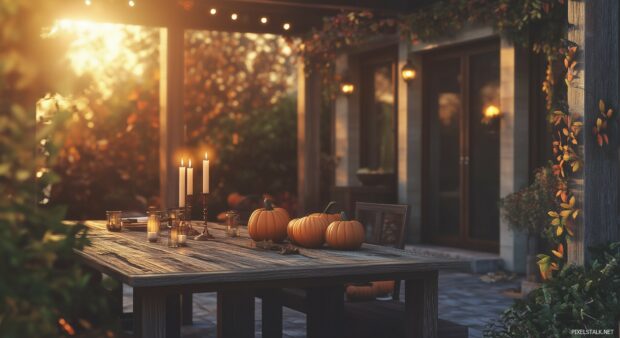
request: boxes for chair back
[354,202,409,300]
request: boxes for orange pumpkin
[346,281,395,301]
[309,201,341,224]
[248,199,290,242]
[345,283,375,301]
[287,215,329,248]
[325,212,365,250]
[371,280,395,296]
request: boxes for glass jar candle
[106,211,123,232]
[146,211,160,242]
[168,209,181,248]
[225,210,239,237]
[178,221,188,246]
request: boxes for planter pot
[521,280,541,296]
[525,254,539,282]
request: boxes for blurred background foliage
[45,23,300,219]
[1,2,118,337]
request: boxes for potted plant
[500,166,558,289]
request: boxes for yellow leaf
[551,218,560,226]
[552,250,563,258]
[548,211,559,217]
[572,209,579,219]
[560,210,572,218]
[556,225,563,236]
[569,196,576,207]
[599,99,605,113]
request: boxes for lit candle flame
[181,158,184,167]
[188,159,192,168]
[204,152,208,160]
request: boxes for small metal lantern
[225,210,239,237]
[106,211,123,232]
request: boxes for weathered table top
[76,220,460,289]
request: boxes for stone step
[405,244,503,274]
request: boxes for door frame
[357,45,399,187]
[421,38,500,252]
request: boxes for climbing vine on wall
[298,0,614,279]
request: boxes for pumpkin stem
[264,198,274,211]
[340,211,348,221]
[322,201,337,214]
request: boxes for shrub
[485,242,620,337]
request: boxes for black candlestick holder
[195,193,213,240]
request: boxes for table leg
[182,292,193,325]
[405,271,438,338]
[261,289,283,338]
[133,289,181,338]
[305,285,344,338]
[217,289,255,338]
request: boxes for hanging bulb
[283,22,291,31]
[128,0,135,7]
[231,13,238,20]
[85,0,92,6]
[210,8,217,15]
[260,16,268,24]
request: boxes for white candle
[179,159,186,207]
[202,152,209,194]
[178,234,187,244]
[187,159,193,195]
[147,232,158,242]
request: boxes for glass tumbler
[106,211,123,232]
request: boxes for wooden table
[76,220,459,338]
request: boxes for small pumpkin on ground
[325,212,365,250]
[287,215,329,248]
[309,201,341,224]
[345,280,395,301]
[248,199,290,243]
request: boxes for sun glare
[46,19,154,99]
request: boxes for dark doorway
[422,39,500,252]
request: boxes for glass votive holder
[178,220,188,246]
[225,210,239,237]
[168,209,182,248]
[146,210,160,242]
[106,211,123,232]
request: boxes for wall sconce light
[401,59,416,82]
[482,104,501,124]
[340,81,355,95]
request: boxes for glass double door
[423,40,500,252]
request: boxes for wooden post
[297,60,322,214]
[217,290,255,338]
[567,0,620,264]
[261,289,283,338]
[133,289,181,338]
[305,285,344,338]
[405,271,438,338]
[159,26,185,210]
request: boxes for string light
[128,0,135,7]
[283,22,291,31]
[260,16,268,24]
[231,13,238,20]
[84,0,92,6]
[210,8,217,15]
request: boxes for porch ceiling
[56,0,435,34]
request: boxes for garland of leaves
[297,0,614,279]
